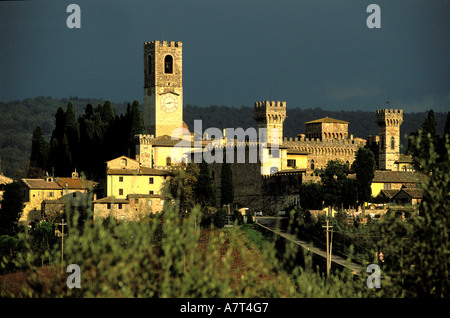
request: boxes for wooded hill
[0,96,447,179]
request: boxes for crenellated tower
[375,109,403,170]
[254,101,287,145]
[143,41,183,137]
[135,134,154,168]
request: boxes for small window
[310,159,315,171]
[149,190,154,195]
[119,176,123,182]
[287,159,296,167]
[119,189,123,195]
[166,157,171,166]
[147,200,152,206]
[107,203,111,210]
[164,55,173,74]
[49,192,54,197]
[391,137,395,150]
[118,203,123,210]
[72,193,76,198]
[384,183,391,189]
[121,158,127,166]
[149,177,154,184]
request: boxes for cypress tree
[29,126,50,177]
[64,102,80,173]
[0,181,25,236]
[128,100,146,158]
[352,147,376,218]
[220,162,234,208]
[196,161,217,208]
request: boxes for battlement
[135,134,154,145]
[283,136,366,146]
[144,41,182,48]
[254,101,286,108]
[376,108,403,125]
[376,109,403,115]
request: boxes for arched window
[166,156,171,166]
[147,54,153,75]
[164,55,173,74]
[310,159,315,170]
[121,158,127,166]
[391,137,395,150]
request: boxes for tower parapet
[254,101,287,145]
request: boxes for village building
[21,172,98,224]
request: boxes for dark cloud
[1,0,449,112]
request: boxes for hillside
[0,97,447,179]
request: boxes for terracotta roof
[372,171,426,184]
[305,117,348,125]
[55,177,97,190]
[22,178,62,190]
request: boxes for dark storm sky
[1,0,449,112]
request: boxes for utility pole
[322,220,333,277]
[60,219,67,270]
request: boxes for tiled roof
[151,135,187,147]
[394,188,423,199]
[55,177,97,189]
[305,117,348,125]
[395,154,414,164]
[107,167,172,176]
[22,178,62,190]
[379,189,400,199]
[372,171,426,184]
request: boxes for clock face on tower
[160,93,178,113]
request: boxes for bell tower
[254,101,287,145]
[375,109,403,170]
[143,41,183,137]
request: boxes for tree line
[28,100,146,180]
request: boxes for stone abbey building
[127,40,404,212]
[88,40,408,217]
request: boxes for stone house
[93,194,165,221]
